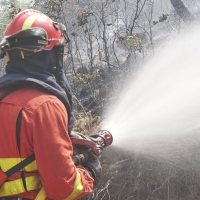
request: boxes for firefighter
[0,9,101,200]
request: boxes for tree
[169,0,193,22]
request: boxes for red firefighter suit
[0,86,94,199]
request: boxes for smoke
[102,25,200,169]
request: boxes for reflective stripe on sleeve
[0,158,37,172]
[0,175,42,196]
[35,170,84,200]
[35,170,83,200]
[35,187,46,200]
[64,170,84,200]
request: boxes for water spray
[102,25,200,168]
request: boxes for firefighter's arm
[32,98,94,200]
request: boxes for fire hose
[71,130,113,166]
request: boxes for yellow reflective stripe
[64,170,84,200]
[22,13,50,30]
[22,14,41,30]
[0,158,37,172]
[34,170,84,200]
[35,187,46,200]
[0,175,42,196]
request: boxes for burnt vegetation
[1,0,200,199]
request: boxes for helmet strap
[5,51,10,62]
[20,50,25,59]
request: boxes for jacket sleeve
[32,98,94,200]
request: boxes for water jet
[103,26,200,169]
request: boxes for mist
[103,24,200,168]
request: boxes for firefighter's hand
[83,158,102,186]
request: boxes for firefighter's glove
[83,158,102,186]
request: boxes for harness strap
[0,154,35,186]
[0,85,36,186]
[5,154,35,178]
[16,109,22,153]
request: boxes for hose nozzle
[97,130,113,147]
[72,130,113,165]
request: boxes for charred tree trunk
[169,0,193,22]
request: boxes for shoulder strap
[0,85,36,180]
[0,85,28,154]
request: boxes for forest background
[1,0,200,199]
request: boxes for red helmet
[0,9,70,57]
